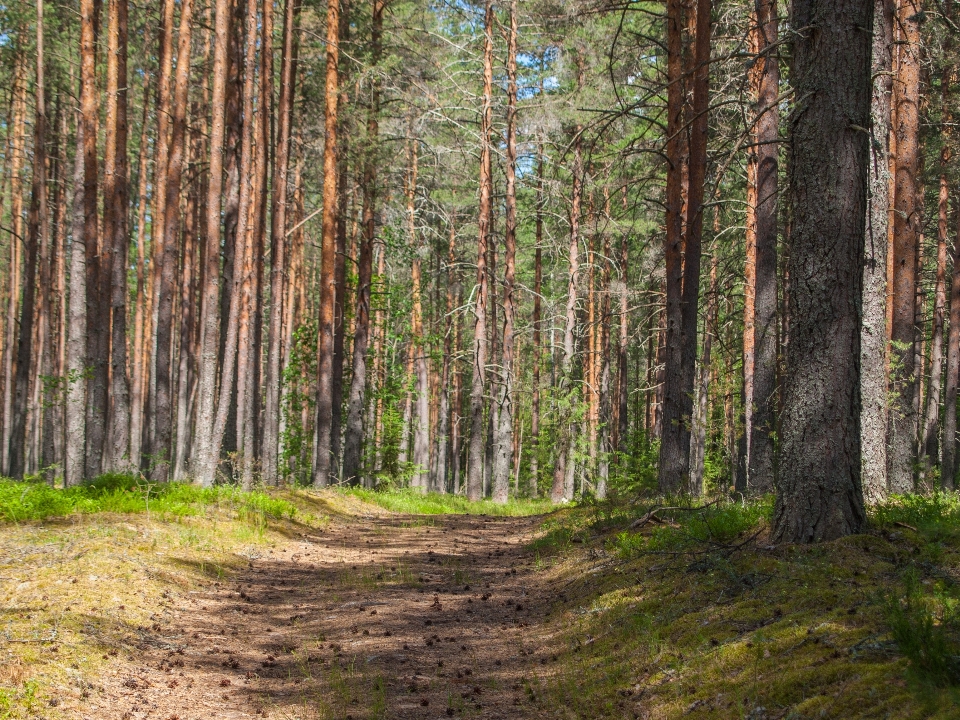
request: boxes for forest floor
[1,485,960,719]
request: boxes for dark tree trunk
[748,0,779,492]
[774,0,872,543]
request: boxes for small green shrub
[886,568,960,687]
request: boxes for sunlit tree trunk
[861,0,894,503]
[887,0,922,494]
[262,0,298,484]
[492,0,518,504]
[529,147,543,498]
[313,0,341,487]
[194,0,231,486]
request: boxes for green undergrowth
[0,473,308,525]
[527,492,960,719]
[341,486,557,516]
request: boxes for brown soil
[79,513,559,720]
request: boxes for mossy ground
[526,494,960,719]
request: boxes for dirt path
[79,513,559,720]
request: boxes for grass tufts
[339,487,556,516]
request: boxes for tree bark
[748,0,778,493]
[313,0,341,487]
[467,0,494,502]
[193,0,231,486]
[551,130,582,503]
[774,0,871,543]
[10,0,46,478]
[65,120,88,486]
[658,0,688,493]
[129,75,152,471]
[887,0,922,494]
[80,0,103,480]
[262,0,299,485]
[152,0,194,482]
[861,0,894,504]
[530,147,544,497]
[492,0,518,504]
[104,0,130,471]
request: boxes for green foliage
[612,495,773,556]
[342,487,555,516]
[0,474,302,524]
[872,492,960,541]
[281,321,318,484]
[886,568,960,687]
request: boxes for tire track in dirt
[80,513,561,720]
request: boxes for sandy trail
[78,513,558,720]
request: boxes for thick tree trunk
[10,1,46,478]
[749,0,779,492]
[492,0,519,504]
[861,0,894,504]
[467,0,494,502]
[193,0,231,486]
[774,0,871,543]
[887,0,922,494]
[313,0,341,487]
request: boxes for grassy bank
[0,476,334,719]
[526,493,960,719]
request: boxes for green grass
[0,473,306,525]
[339,486,557,516]
[524,492,960,719]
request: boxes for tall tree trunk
[658,0,688,493]
[921,60,953,481]
[551,130,582,503]
[66,117,87,486]
[529,147,543,498]
[492,0,518,504]
[943,209,960,491]
[887,0,922,494]
[1,55,27,475]
[660,0,709,493]
[596,193,613,499]
[690,246,718,495]
[153,0,194,481]
[861,0,894,503]
[10,1,46,478]
[467,0,494,502]
[194,0,231,486]
[129,75,152,471]
[341,1,381,486]
[313,0,341,487]
[104,0,130,470]
[262,0,298,485]
[774,0,871,542]
[616,234,629,456]
[433,218,457,492]
[748,0,779,492]
[80,0,103,480]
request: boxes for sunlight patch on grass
[339,487,557,516]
